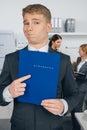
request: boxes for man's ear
[47,23,52,33]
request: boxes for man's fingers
[16,75,31,83]
[41,99,57,104]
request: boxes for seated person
[71,44,87,130]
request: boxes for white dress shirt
[77,59,87,72]
[3,43,68,115]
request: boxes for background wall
[0,0,87,33]
[0,0,87,119]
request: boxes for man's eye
[33,21,40,24]
[24,22,29,25]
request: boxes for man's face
[23,13,52,47]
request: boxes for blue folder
[18,50,60,105]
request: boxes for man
[0,4,80,130]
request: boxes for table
[75,112,87,130]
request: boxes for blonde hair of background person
[72,44,87,68]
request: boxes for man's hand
[8,75,31,98]
[41,99,64,115]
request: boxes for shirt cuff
[59,99,68,116]
[3,86,13,102]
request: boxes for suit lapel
[79,62,87,73]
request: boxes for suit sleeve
[0,55,12,106]
[62,56,81,113]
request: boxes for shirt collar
[28,43,49,52]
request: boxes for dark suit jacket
[74,57,87,93]
[0,46,80,130]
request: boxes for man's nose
[27,24,33,30]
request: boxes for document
[74,71,86,80]
[18,50,60,105]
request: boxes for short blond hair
[22,4,51,23]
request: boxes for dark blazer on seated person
[71,57,87,130]
[0,46,81,130]
[74,57,87,92]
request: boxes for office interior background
[0,0,87,61]
[0,0,87,129]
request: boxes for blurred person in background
[71,44,87,130]
[49,34,62,52]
